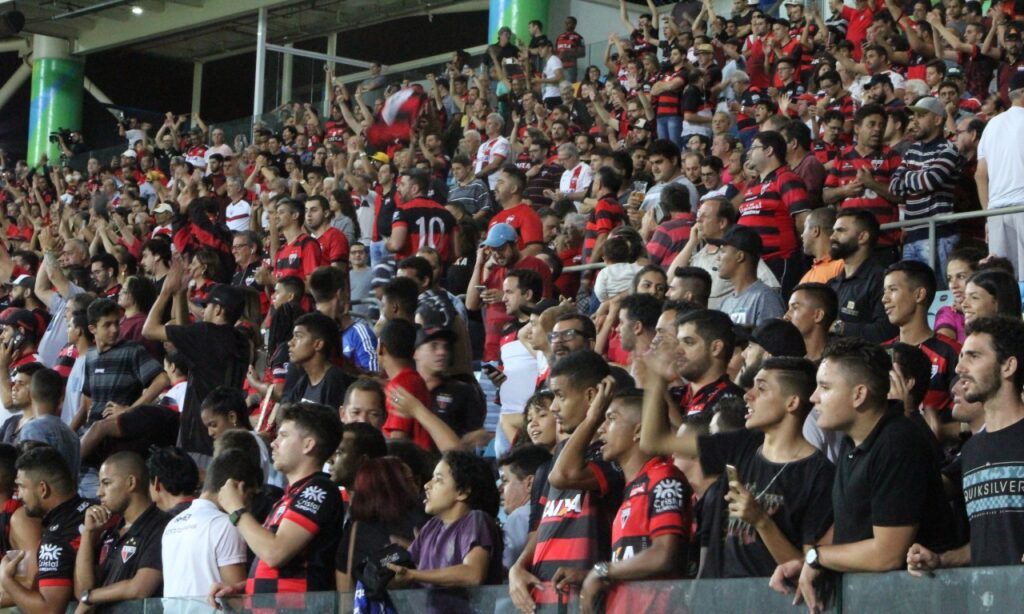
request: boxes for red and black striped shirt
[247,472,343,595]
[392,197,459,263]
[737,166,811,260]
[274,234,323,281]
[646,214,694,269]
[681,374,743,420]
[825,145,902,246]
[654,69,686,117]
[883,334,960,415]
[583,196,626,263]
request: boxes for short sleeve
[131,345,164,386]
[282,479,342,535]
[493,139,511,160]
[585,443,624,498]
[37,538,76,587]
[136,519,169,571]
[646,475,689,538]
[214,519,249,567]
[458,510,499,559]
[518,213,543,246]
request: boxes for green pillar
[27,36,83,166]
[488,0,549,45]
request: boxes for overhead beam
[73,0,296,54]
[264,43,372,68]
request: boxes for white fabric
[161,498,247,598]
[542,56,564,100]
[499,339,538,416]
[475,137,511,190]
[224,200,252,232]
[62,356,86,426]
[558,162,593,195]
[977,106,1024,209]
[163,381,188,413]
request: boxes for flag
[366,85,427,149]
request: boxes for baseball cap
[524,298,560,316]
[369,152,390,164]
[153,202,174,215]
[1006,30,1021,41]
[750,319,806,358]
[706,225,763,258]
[370,260,396,289]
[696,43,715,54]
[121,149,137,159]
[631,118,650,131]
[784,0,803,5]
[482,223,519,248]
[415,324,457,348]
[946,66,964,79]
[0,308,40,338]
[195,284,244,319]
[908,96,946,119]
[11,275,33,289]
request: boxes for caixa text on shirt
[543,493,583,518]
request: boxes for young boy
[159,351,189,414]
[280,312,353,409]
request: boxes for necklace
[754,460,791,501]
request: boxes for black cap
[196,284,244,319]
[524,298,560,316]
[415,325,456,348]
[867,73,892,89]
[0,308,40,338]
[707,225,763,258]
[750,319,806,358]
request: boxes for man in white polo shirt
[224,177,252,232]
[545,142,592,205]
[474,113,511,191]
[160,450,258,598]
[977,71,1024,279]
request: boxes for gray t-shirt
[641,175,700,221]
[20,415,81,479]
[349,268,374,316]
[719,280,785,328]
[38,283,85,368]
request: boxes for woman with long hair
[934,246,984,342]
[961,267,1022,326]
[335,456,427,592]
[187,248,221,317]
[329,187,360,245]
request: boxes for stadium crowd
[0,0,1020,610]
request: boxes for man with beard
[524,141,565,209]
[0,447,89,614]
[537,313,596,387]
[823,104,902,261]
[908,317,1024,572]
[495,269,544,453]
[827,209,897,343]
[615,294,660,381]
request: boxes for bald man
[74,452,169,608]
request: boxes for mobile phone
[475,285,487,292]
[482,363,498,374]
[725,464,739,485]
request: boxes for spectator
[161,449,256,598]
[158,351,188,414]
[827,209,898,343]
[198,387,280,489]
[143,263,250,465]
[0,443,39,580]
[211,402,343,598]
[19,368,80,479]
[224,177,252,232]
[34,230,86,369]
[498,445,553,570]
[781,121,826,210]
[0,363,43,444]
[413,325,483,437]
[583,166,627,264]
[961,268,1022,326]
[306,195,350,269]
[670,197,780,309]
[934,246,984,343]
[388,169,459,263]
[74,452,169,608]
[475,114,512,191]
[616,294,660,380]
[308,265,378,373]
[347,242,373,315]
[666,267,712,307]
[0,447,87,614]
[270,198,323,283]
[327,421,387,493]
[555,16,586,83]
[145,446,199,517]
[508,350,622,612]
[799,207,843,284]
[976,73,1024,278]
[334,456,425,591]
[490,166,545,256]
[645,183,694,270]
[118,276,159,356]
[280,312,353,408]
[774,339,957,610]
[785,282,838,362]
[547,143,593,204]
[89,253,121,300]
[378,319,434,450]
[340,377,386,429]
[889,97,962,281]
[448,154,493,218]
[594,236,643,303]
[714,226,786,328]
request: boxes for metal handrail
[556,205,1024,275]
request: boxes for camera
[48,127,73,144]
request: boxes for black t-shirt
[959,417,1024,566]
[38,496,91,590]
[431,378,485,436]
[166,322,250,456]
[699,429,834,578]
[280,365,353,409]
[334,508,427,574]
[832,411,957,553]
[84,405,180,468]
[95,504,170,586]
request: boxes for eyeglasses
[748,145,765,151]
[231,244,252,251]
[548,329,587,342]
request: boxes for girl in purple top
[934,247,982,343]
[387,450,503,587]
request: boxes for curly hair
[442,450,500,518]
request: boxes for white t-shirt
[475,137,511,190]
[224,199,252,232]
[205,144,234,162]
[977,106,1024,209]
[542,56,564,100]
[162,380,188,414]
[559,162,593,195]
[161,498,247,598]
[499,338,538,416]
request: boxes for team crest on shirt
[436,394,453,412]
[619,506,631,529]
[288,253,299,263]
[121,538,137,563]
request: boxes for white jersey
[161,498,247,598]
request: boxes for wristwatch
[592,561,610,581]
[228,508,248,526]
[805,546,823,570]
[80,590,92,606]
